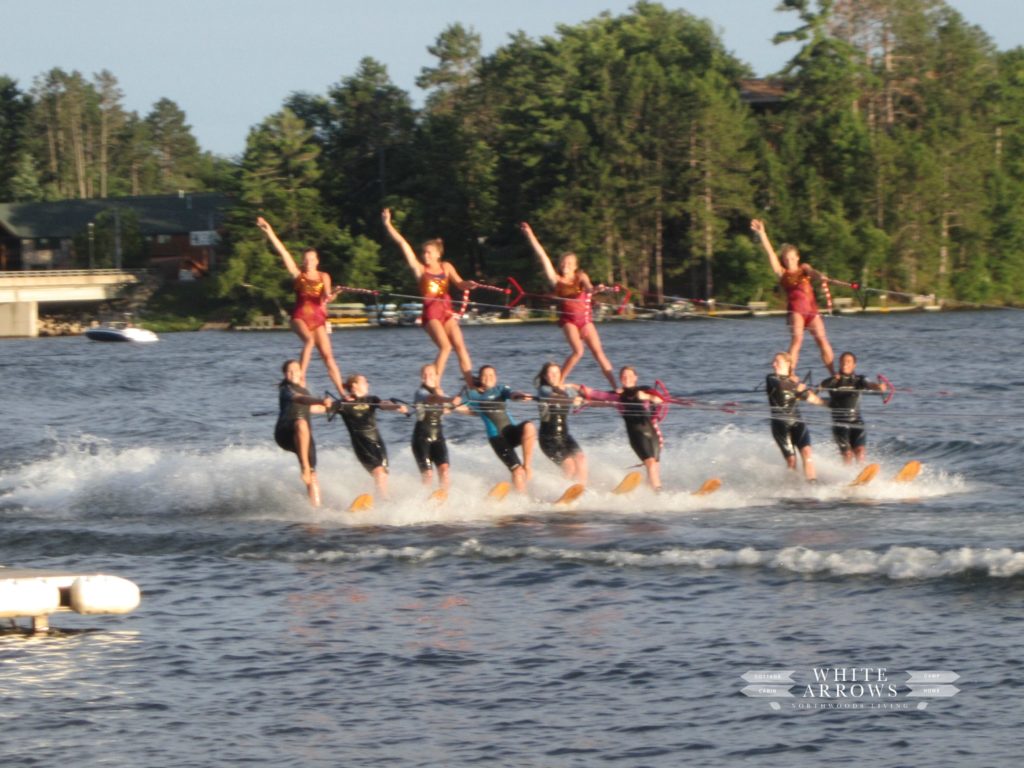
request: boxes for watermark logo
[740,667,960,711]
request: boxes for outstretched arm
[520,222,560,286]
[790,376,824,406]
[381,208,423,278]
[443,262,478,292]
[578,385,619,405]
[751,219,784,277]
[257,217,300,278]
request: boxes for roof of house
[739,79,788,106]
[0,193,233,239]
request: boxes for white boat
[398,302,423,326]
[85,321,158,343]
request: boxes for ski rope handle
[820,276,834,316]
[650,379,671,450]
[877,373,895,405]
[458,279,522,318]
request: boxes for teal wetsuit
[464,384,529,470]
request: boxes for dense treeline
[3,0,1023,313]
[0,70,230,201]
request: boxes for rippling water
[2,311,1022,766]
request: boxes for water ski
[849,463,880,487]
[553,483,586,506]
[693,477,722,496]
[429,488,449,504]
[487,481,511,502]
[613,471,644,495]
[893,460,922,483]
[347,493,374,512]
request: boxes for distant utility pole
[113,208,122,269]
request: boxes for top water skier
[520,222,618,389]
[382,208,479,388]
[257,216,346,396]
[751,219,835,376]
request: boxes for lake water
[2,310,1022,766]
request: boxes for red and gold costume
[555,275,590,329]
[291,273,328,330]
[420,270,454,323]
[780,268,819,325]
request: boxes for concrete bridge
[0,269,147,337]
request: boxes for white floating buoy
[0,579,61,618]
[69,575,141,615]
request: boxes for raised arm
[381,208,423,278]
[751,219,784,277]
[520,222,560,286]
[257,216,300,278]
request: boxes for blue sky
[3,0,1019,157]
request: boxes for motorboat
[84,321,158,342]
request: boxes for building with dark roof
[0,192,232,275]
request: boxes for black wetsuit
[275,380,317,468]
[620,386,661,462]
[819,373,871,453]
[336,396,388,472]
[766,374,811,459]
[411,385,449,473]
[537,384,582,465]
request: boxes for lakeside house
[0,192,232,277]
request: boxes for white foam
[1,427,965,525]
[288,539,1024,580]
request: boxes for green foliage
[70,207,146,268]
[4,0,1024,310]
[214,107,384,321]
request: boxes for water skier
[766,351,825,482]
[457,365,537,494]
[520,222,618,389]
[818,352,889,464]
[257,217,346,395]
[535,362,588,486]
[275,359,334,506]
[751,219,836,376]
[580,365,664,491]
[412,363,456,492]
[382,208,479,387]
[332,373,408,500]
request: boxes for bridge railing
[0,269,152,280]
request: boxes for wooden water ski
[612,471,644,495]
[347,493,374,512]
[428,488,449,504]
[849,463,880,487]
[553,483,586,506]
[893,460,922,483]
[692,477,722,496]
[487,481,511,502]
